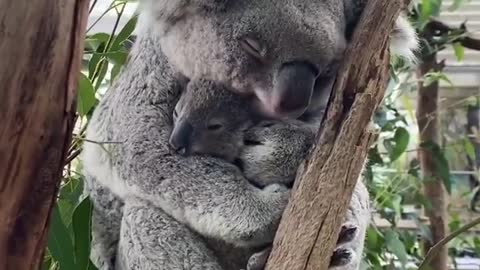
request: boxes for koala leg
[331,180,370,270]
[244,226,357,270]
[84,175,124,270]
[117,198,223,270]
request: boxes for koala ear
[391,15,419,62]
[343,0,418,61]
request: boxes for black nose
[272,61,317,115]
[169,120,193,155]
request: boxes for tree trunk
[264,0,408,269]
[416,53,449,270]
[0,1,90,269]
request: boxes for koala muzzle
[169,120,193,155]
[271,61,317,118]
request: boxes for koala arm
[120,112,288,247]
[240,119,370,270]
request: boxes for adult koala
[82,0,417,269]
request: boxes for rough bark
[264,0,407,269]
[0,1,90,269]
[416,53,449,270]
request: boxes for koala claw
[329,248,354,267]
[337,224,357,245]
[246,246,272,270]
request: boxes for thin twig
[90,2,127,86]
[428,19,480,51]
[64,148,83,166]
[417,217,480,270]
[86,1,125,33]
[89,0,98,14]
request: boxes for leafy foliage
[44,1,138,269]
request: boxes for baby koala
[169,79,259,162]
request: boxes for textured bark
[264,0,407,269]
[0,1,90,269]
[416,53,449,270]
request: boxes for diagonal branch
[264,0,409,269]
[428,19,480,51]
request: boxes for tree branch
[418,217,480,270]
[427,19,480,51]
[0,0,90,268]
[264,0,408,269]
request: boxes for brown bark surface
[416,54,449,270]
[264,0,407,269]
[0,1,90,269]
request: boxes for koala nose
[271,61,317,117]
[169,120,193,155]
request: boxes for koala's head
[141,0,416,119]
[169,79,257,162]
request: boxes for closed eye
[244,139,262,146]
[240,36,265,60]
[207,124,223,131]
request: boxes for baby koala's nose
[169,120,193,155]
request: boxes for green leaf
[85,33,110,52]
[48,206,76,270]
[421,0,432,23]
[106,51,128,66]
[464,138,476,161]
[110,64,123,84]
[385,230,408,266]
[77,73,97,117]
[368,147,384,165]
[423,71,454,88]
[111,16,138,51]
[390,127,410,162]
[420,141,452,194]
[94,59,109,90]
[449,0,467,11]
[72,197,96,270]
[452,42,465,62]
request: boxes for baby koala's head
[169,79,258,162]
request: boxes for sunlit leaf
[385,230,408,266]
[77,73,97,117]
[452,42,465,62]
[390,127,410,162]
[420,141,452,194]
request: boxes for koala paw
[240,120,314,187]
[246,247,271,270]
[328,224,358,268]
[337,224,358,245]
[329,248,354,268]
[261,183,289,194]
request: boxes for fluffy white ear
[390,15,419,62]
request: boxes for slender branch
[417,217,480,270]
[89,0,98,14]
[427,19,480,51]
[64,148,82,166]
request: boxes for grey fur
[170,79,257,162]
[82,1,417,269]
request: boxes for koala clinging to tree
[82,0,418,269]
